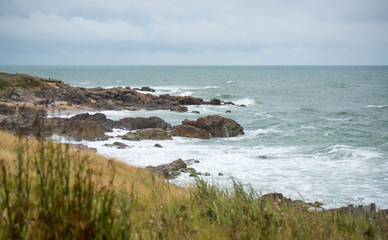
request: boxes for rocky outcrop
[182,115,244,137]
[146,159,187,179]
[62,119,110,141]
[0,106,47,136]
[171,125,211,139]
[173,115,244,139]
[117,116,172,130]
[104,142,130,149]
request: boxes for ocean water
[1,65,388,209]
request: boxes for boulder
[117,116,172,130]
[68,113,114,132]
[171,125,211,139]
[210,98,221,105]
[122,133,141,141]
[146,159,187,179]
[182,115,244,138]
[62,120,109,141]
[135,128,172,140]
[170,106,188,112]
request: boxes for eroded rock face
[171,125,211,139]
[62,120,110,141]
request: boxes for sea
[1,65,387,209]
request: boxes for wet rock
[191,111,200,114]
[104,142,130,149]
[171,125,211,139]
[182,115,244,138]
[135,128,173,140]
[154,143,163,148]
[204,172,211,176]
[225,110,231,113]
[258,155,268,159]
[146,158,187,179]
[122,133,141,141]
[170,106,188,112]
[218,172,224,176]
[194,160,200,163]
[133,86,155,92]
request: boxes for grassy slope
[0,130,387,239]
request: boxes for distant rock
[170,106,188,112]
[210,98,221,105]
[154,143,163,148]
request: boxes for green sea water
[1,65,387,208]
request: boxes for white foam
[365,105,388,109]
[227,81,235,84]
[180,91,193,96]
[253,128,282,135]
[254,112,275,119]
[233,97,256,106]
[203,86,219,89]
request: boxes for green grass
[0,130,387,239]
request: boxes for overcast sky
[0,0,387,65]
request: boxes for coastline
[0,72,387,211]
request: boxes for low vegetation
[0,130,387,239]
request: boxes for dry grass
[0,130,387,239]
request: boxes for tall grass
[0,130,387,239]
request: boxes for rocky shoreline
[1,72,387,216]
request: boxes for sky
[0,0,387,65]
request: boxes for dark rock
[258,155,268,159]
[240,104,246,107]
[117,116,172,130]
[154,143,163,148]
[146,158,187,179]
[135,128,173,140]
[210,98,221,105]
[191,111,200,114]
[194,160,200,163]
[182,115,244,138]
[170,106,188,112]
[171,125,211,139]
[104,142,130,149]
[135,86,155,92]
[218,172,224,176]
[62,120,109,141]
[225,110,231,113]
[204,172,211,176]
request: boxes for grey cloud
[0,0,387,64]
